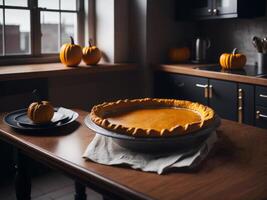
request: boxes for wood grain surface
[0,109,267,200]
[156,64,267,86]
[0,63,137,81]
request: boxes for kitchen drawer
[256,86,267,107]
[255,106,267,129]
[169,74,208,105]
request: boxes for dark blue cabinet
[154,73,239,121]
[154,73,208,105]
[169,74,208,105]
[256,106,267,129]
[154,72,267,129]
[255,86,267,129]
[238,84,255,126]
[256,86,267,107]
[154,72,174,99]
[208,79,237,121]
[176,0,265,20]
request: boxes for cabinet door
[169,74,209,105]
[154,72,174,98]
[213,0,237,15]
[238,84,254,126]
[255,106,267,129]
[256,86,267,107]
[209,79,237,121]
[255,86,267,129]
[191,0,213,17]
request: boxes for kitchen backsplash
[198,17,267,65]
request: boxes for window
[0,0,84,62]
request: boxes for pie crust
[90,98,215,137]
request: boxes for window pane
[41,11,59,53]
[61,13,77,45]
[0,9,3,55]
[5,0,27,7]
[38,0,59,9]
[5,9,30,55]
[61,0,76,10]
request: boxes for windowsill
[0,62,137,81]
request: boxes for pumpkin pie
[90,98,215,137]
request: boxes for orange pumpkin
[27,101,54,124]
[169,47,190,63]
[59,36,83,67]
[219,48,246,70]
[82,39,102,65]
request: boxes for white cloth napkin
[56,107,73,119]
[83,131,218,174]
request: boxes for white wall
[95,0,115,63]
[94,0,130,63]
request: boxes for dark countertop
[156,64,267,87]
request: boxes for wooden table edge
[0,112,153,200]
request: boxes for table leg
[14,149,31,200]
[74,181,87,200]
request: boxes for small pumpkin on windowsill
[82,39,102,65]
[219,48,247,70]
[27,90,54,124]
[59,36,83,67]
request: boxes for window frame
[0,0,85,65]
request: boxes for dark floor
[0,171,102,200]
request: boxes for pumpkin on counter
[27,101,54,124]
[82,39,102,65]
[219,48,246,70]
[169,47,190,63]
[59,36,83,67]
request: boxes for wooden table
[1,109,267,200]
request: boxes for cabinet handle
[259,94,267,98]
[256,111,267,119]
[213,8,219,15]
[209,85,213,99]
[196,84,208,98]
[238,89,243,123]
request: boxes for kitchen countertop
[156,64,267,87]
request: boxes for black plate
[4,108,79,131]
[15,111,70,127]
[84,115,221,152]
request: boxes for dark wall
[137,0,267,65]
[198,18,267,65]
[197,2,267,65]
[147,0,196,64]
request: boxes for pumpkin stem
[232,48,238,54]
[32,89,41,103]
[89,39,93,47]
[70,36,74,45]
